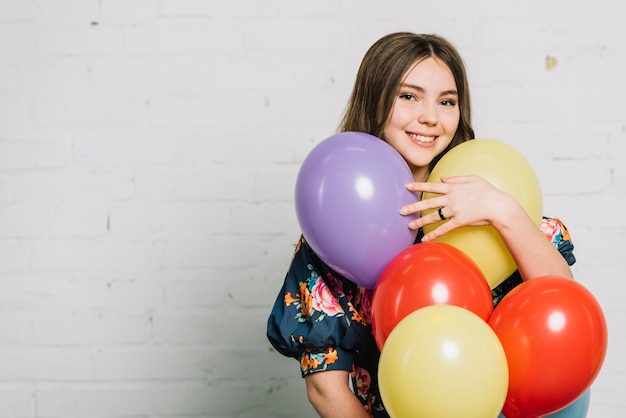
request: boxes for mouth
[408,132,437,144]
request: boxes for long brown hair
[339,32,475,172]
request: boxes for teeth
[409,133,435,143]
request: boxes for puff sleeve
[267,236,375,377]
[540,217,575,266]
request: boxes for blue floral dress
[267,217,575,417]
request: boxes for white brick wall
[0,0,623,417]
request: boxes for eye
[441,98,457,107]
[399,93,417,101]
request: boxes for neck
[412,166,430,182]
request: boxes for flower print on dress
[353,366,384,415]
[325,272,346,298]
[301,347,339,373]
[540,217,572,247]
[311,275,345,318]
[349,287,373,326]
[284,264,345,324]
[354,367,372,397]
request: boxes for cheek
[382,112,402,140]
[386,105,411,130]
[442,111,461,133]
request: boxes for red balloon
[371,242,493,350]
[489,276,607,418]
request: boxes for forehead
[401,56,456,90]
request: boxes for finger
[405,181,449,194]
[436,207,448,222]
[421,218,458,242]
[400,195,447,216]
[439,175,473,184]
[407,205,451,230]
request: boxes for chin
[405,156,434,170]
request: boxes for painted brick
[93,348,208,380]
[0,313,32,345]
[99,0,158,23]
[48,203,108,238]
[230,202,296,235]
[31,93,144,129]
[0,348,92,381]
[0,241,30,272]
[0,138,69,170]
[30,239,153,272]
[40,0,100,20]
[0,1,38,21]
[73,134,194,166]
[36,24,124,56]
[164,275,229,308]
[0,276,163,311]
[0,25,37,58]
[123,22,244,55]
[88,56,215,93]
[0,205,46,238]
[35,386,154,417]
[0,387,34,417]
[31,312,152,346]
[0,99,29,133]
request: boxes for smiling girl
[267,32,575,418]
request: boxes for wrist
[489,193,527,230]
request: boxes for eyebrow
[400,83,458,96]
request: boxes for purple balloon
[295,132,419,288]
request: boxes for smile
[408,133,436,143]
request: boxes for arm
[305,370,372,418]
[401,175,573,281]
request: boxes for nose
[417,102,438,126]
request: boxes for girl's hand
[400,175,573,281]
[400,175,517,242]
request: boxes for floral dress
[266,217,575,417]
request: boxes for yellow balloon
[423,138,542,288]
[378,305,508,418]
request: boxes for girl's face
[382,57,460,181]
